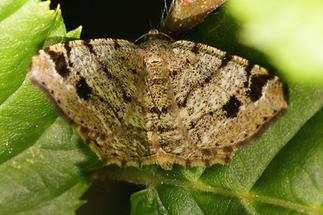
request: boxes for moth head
[135,29,174,45]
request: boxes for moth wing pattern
[29,31,287,170]
[156,40,287,165]
[29,39,152,167]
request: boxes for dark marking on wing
[157,125,175,132]
[177,52,234,108]
[205,75,212,83]
[98,134,106,142]
[177,74,214,108]
[64,42,74,67]
[189,121,196,129]
[123,92,132,102]
[185,160,191,168]
[130,69,137,74]
[102,67,135,104]
[170,70,178,79]
[45,49,70,78]
[159,141,168,148]
[76,77,92,100]
[92,57,136,106]
[201,148,212,156]
[121,159,127,167]
[222,95,241,118]
[248,74,274,101]
[102,68,113,79]
[149,78,168,85]
[243,62,254,87]
[245,62,254,75]
[219,52,233,69]
[191,43,199,54]
[113,39,121,49]
[79,126,89,134]
[148,106,161,115]
[93,140,101,148]
[224,155,231,163]
[93,95,123,122]
[223,146,233,153]
[83,40,95,54]
[161,106,168,114]
[64,42,72,58]
[204,159,210,167]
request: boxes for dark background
[49,1,171,214]
[50,0,172,41]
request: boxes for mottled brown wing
[155,40,287,166]
[29,36,287,170]
[29,39,152,167]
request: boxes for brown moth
[29,30,287,170]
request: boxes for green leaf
[0,0,28,22]
[0,117,98,214]
[226,0,323,85]
[0,0,56,104]
[0,1,99,214]
[131,188,168,215]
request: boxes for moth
[29,30,287,170]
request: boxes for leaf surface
[0,1,99,214]
[226,0,323,85]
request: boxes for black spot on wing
[130,69,137,74]
[170,70,178,78]
[64,42,73,67]
[248,74,274,101]
[201,148,212,157]
[123,92,132,102]
[191,42,199,54]
[82,40,95,54]
[113,39,121,49]
[219,52,233,69]
[149,106,160,114]
[45,49,70,78]
[222,95,241,118]
[161,106,168,114]
[189,121,196,129]
[64,42,72,58]
[76,77,92,100]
